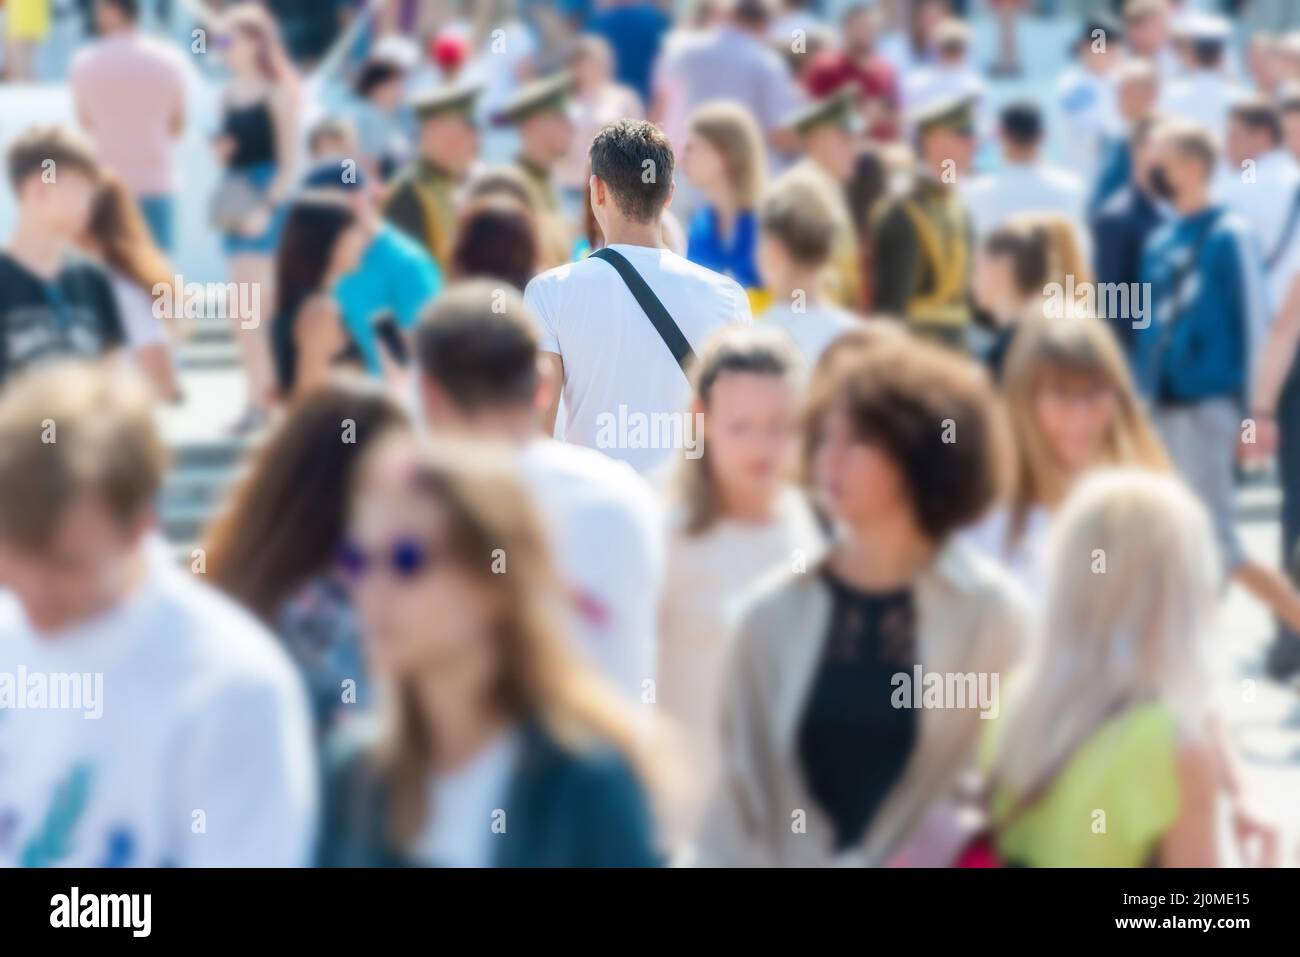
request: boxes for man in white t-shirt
[416,282,665,698]
[0,363,316,867]
[526,118,752,476]
[962,100,1088,253]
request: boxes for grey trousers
[1153,398,1243,577]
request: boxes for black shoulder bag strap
[1266,183,1300,274]
[589,247,696,375]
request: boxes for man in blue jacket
[1091,115,1166,356]
[1134,119,1300,647]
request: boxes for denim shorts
[222,162,287,256]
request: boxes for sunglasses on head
[336,537,439,583]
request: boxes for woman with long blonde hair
[964,312,1169,589]
[985,468,1223,867]
[318,435,662,867]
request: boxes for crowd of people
[0,0,1296,868]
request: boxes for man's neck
[602,217,662,248]
[446,409,539,446]
[1003,148,1038,167]
[6,217,69,280]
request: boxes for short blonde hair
[687,100,767,208]
[759,170,842,267]
[0,362,167,551]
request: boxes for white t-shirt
[1213,149,1300,309]
[960,504,1051,599]
[1158,70,1250,148]
[1054,65,1121,185]
[517,438,665,698]
[0,541,317,867]
[760,302,856,366]
[525,243,752,474]
[410,727,522,868]
[962,163,1088,250]
[657,487,823,847]
[109,273,167,349]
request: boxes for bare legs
[227,252,276,428]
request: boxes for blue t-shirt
[334,225,442,374]
[585,4,671,103]
[685,207,762,291]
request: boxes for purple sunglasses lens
[390,539,428,578]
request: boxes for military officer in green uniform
[493,72,577,268]
[781,87,865,310]
[871,94,979,349]
[382,82,481,272]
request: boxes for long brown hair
[360,439,661,845]
[203,375,410,623]
[1001,314,1170,541]
[983,212,1093,319]
[687,100,767,208]
[84,175,173,295]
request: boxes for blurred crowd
[0,0,1298,868]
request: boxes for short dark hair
[7,126,101,191]
[804,336,1006,542]
[1000,101,1043,146]
[734,0,776,27]
[1230,96,1283,146]
[98,0,140,21]
[589,119,675,223]
[415,281,540,412]
[355,59,405,99]
[1191,39,1225,70]
[451,196,539,293]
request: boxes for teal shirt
[317,719,662,868]
[333,225,442,374]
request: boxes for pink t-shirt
[70,32,186,196]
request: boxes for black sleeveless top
[798,570,919,851]
[223,100,277,169]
